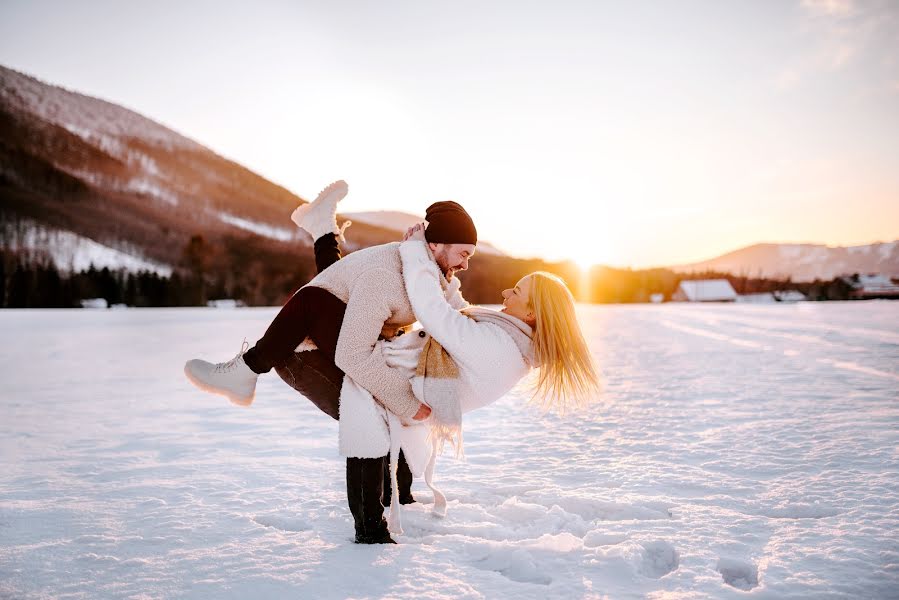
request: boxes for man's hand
[403,222,428,243]
[412,402,432,421]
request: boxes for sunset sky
[2,0,897,268]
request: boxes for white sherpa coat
[338,240,532,533]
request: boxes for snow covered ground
[2,302,897,599]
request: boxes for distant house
[736,290,806,303]
[80,298,108,309]
[839,274,899,300]
[736,292,776,304]
[206,299,247,309]
[672,279,737,302]
[772,290,806,302]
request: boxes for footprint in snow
[638,541,679,578]
[472,548,552,585]
[716,557,759,591]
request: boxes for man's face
[429,243,476,278]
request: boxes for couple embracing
[184,181,599,544]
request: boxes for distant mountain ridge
[671,241,899,281]
[0,65,427,274]
[0,65,512,276]
[0,64,294,270]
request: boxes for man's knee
[275,351,343,420]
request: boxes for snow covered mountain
[0,65,406,273]
[0,65,508,275]
[671,241,899,281]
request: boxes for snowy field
[2,302,898,599]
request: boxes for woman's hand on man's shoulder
[403,222,427,243]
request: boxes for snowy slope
[3,220,172,275]
[0,66,202,151]
[672,241,899,281]
[0,65,501,275]
[1,65,204,216]
[2,303,897,598]
[0,65,316,273]
[217,212,301,243]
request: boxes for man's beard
[435,253,457,278]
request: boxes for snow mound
[253,514,310,532]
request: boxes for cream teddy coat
[303,242,462,419]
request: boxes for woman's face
[501,276,535,325]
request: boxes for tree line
[0,235,862,309]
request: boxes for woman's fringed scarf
[413,307,535,458]
[415,328,466,457]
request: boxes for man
[185,182,477,543]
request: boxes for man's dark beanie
[424,201,478,245]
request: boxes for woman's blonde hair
[527,271,600,413]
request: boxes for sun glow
[560,219,618,272]
[574,257,595,273]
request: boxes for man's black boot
[347,456,395,544]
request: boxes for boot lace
[337,219,352,243]
[215,339,249,373]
